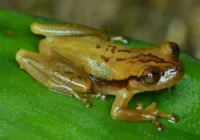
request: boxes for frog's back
[50,36,164,80]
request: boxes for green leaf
[0,9,200,140]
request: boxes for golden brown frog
[16,23,184,131]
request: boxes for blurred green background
[1,0,200,59]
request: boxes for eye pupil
[141,67,160,85]
[148,73,153,77]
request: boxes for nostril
[168,42,180,60]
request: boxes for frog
[16,22,184,131]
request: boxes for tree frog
[16,22,184,131]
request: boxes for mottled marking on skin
[106,48,108,51]
[90,75,139,88]
[78,75,82,80]
[89,61,112,80]
[132,53,170,63]
[107,45,112,47]
[113,53,171,63]
[169,42,180,61]
[64,71,73,75]
[96,44,101,49]
[69,77,72,81]
[116,58,126,61]
[101,55,110,62]
[118,49,131,53]
[111,46,116,54]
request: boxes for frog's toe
[94,93,109,101]
[82,93,109,101]
[168,114,177,123]
[144,102,177,131]
[156,110,177,124]
[136,101,144,110]
[152,118,163,131]
[100,94,109,101]
[83,99,92,108]
[73,94,93,108]
[110,36,128,44]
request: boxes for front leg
[111,90,177,131]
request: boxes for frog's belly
[51,36,143,80]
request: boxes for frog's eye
[141,67,160,85]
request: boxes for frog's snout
[161,42,181,61]
[168,42,180,61]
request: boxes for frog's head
[128,42,184,92]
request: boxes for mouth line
[166,61,182,72]
[159,61,184,85]
[173,61,183,72]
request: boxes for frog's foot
[71,93,92,108]
[143,102,177,131]
[75,93,109,108]
[82,93,109,101]
[111,93,177,131]
[110,36,128,44]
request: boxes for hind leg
[31,22,110,41]
[16,49,106,107]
